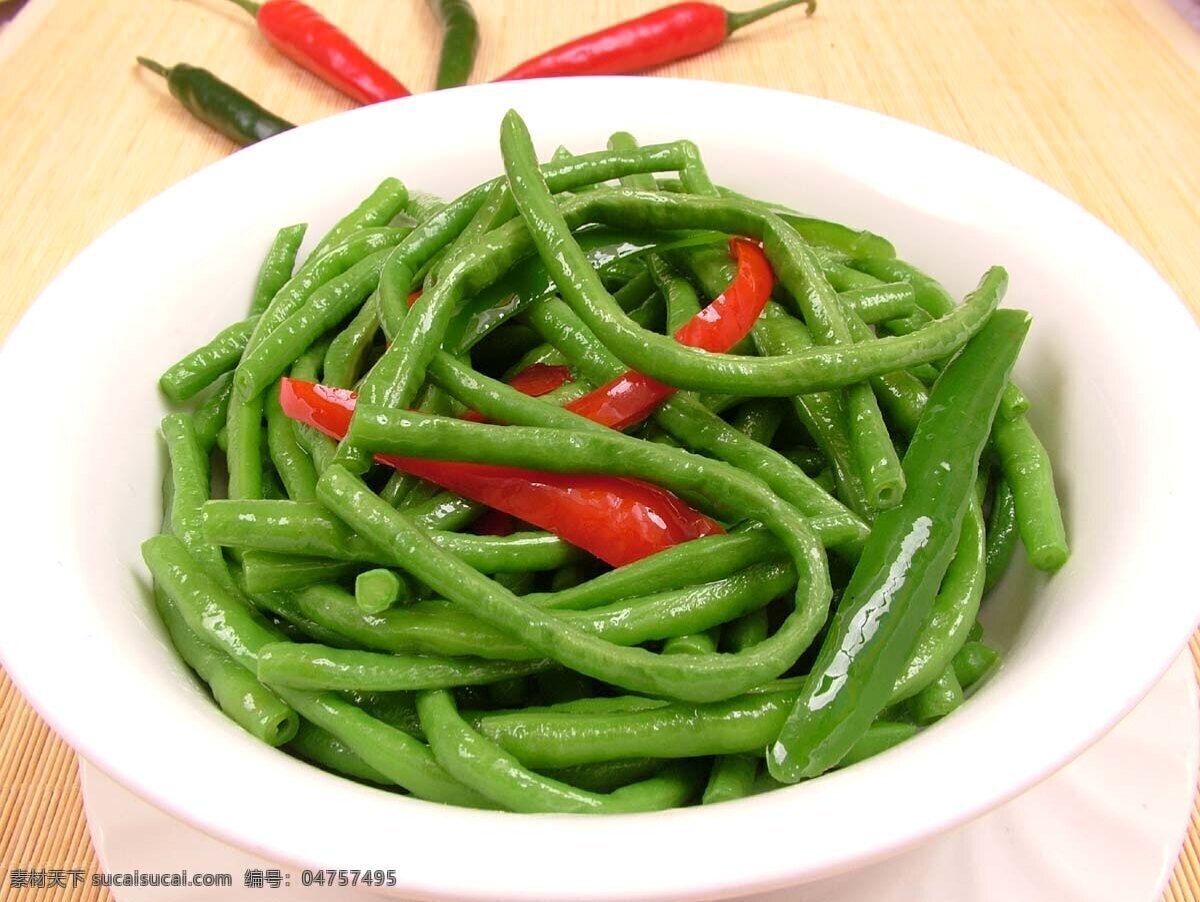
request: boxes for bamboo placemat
[1,0,1199,898]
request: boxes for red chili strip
[279,379,722,567]
[496,0,813,81]
[562,237,773,430]
[223,0,410,104]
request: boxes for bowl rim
[2,77,1199,901]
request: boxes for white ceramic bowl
[1,79,1198,901]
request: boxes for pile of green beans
[144,112,1068,814]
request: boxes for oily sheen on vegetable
[143,111,1068,813]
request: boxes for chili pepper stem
[725,0,815,35]
[221,0,262,17]
[136,56,171,78]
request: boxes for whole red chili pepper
[279,379,723,566]
[222,0,410,105]
[564,237,773,430]
[495,0,814,81]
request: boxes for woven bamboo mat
[1,0,1199,898]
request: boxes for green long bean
[273,561,794,665]
[991,415,1069,571]
[328,412,831,700]
[416,689,705,813]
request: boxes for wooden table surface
[2,0,1199,898]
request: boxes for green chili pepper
[984,477,1019,589]
[768,308,1029,782]
[136,57,294,146]
[427,0,479,89]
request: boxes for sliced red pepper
[563,238,773,430]
[506,363,574,397]
[279,378,722,567]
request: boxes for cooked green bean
[751,301,871,517]
[658,178,897,259]
[354,567,409,613]
[851,256,1029,421]
[308,177,408,262]
[265,381,318,501]
[889,496,985,703]
[445,303,868,549]
[662,631,719,656]
[242,551,361,594]
[157,448,296,744]
[192,373,234,451]
[991,414,1069,571]
[402,491,484,531]
[374,140,715,343]
[154,585,298,746]
[202,499,580,573]
[285,562,795,662]
[764,218,905,510]
[541,759,665,793]
[910,666,964,725]
[250,224,308,315]
[161,413,231,587]
[324,417,831,700]
[702,595,771,804]
[146,120,1066,813]
[272,687,491,807]
[237,249,393,400]
[702,756,758,805]
[532,530,783,611]
[225,394,265,500]
[403,191,445,224]
[285,721,390,785]
[475,684,799,767]
[323,291,381,389]
[953,640,1001,690]
[838,282,917,325]
[499,115,1003,397]
[257,642,551,691]
[836,721,918,767]
[160,316,258,403]
[249,227,408,356]
[143,534,286,670]
[984,477,1019,590]
[245,584,355,647]
[416,689,705,813]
